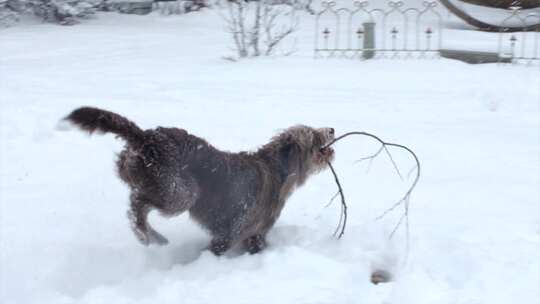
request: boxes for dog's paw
[134,229,151,246]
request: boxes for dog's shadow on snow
[50,227,309,297]
[146,238,210,267]
[50,238,210,298]
[51,224,399,298]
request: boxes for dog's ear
[278,140,300,181]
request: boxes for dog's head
[268,125,335,190]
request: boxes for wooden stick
[323,131,421,240]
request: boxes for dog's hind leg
[127,194,169,246]
[127,203,151,246]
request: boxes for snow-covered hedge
[0,0,213,26]
[25,0,102,24]
[1,0,102,25]
[0,0,20,27]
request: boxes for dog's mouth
[320,146,334,157]
[313,128,336,165]
[315,145,335,164]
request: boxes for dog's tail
[65,106,144,147]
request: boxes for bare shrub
[222,0,299,59]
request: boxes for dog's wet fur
[65,107,335,255]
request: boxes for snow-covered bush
[154,0,208,15]
[0,0,20,27]
[25,0,101,24]
[2,0,102,25]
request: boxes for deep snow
[1,4,539,304]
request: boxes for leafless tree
[223,0,299,58]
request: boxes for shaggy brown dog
[65,107,335,255]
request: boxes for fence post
[362,22,376,59]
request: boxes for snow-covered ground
[1,5,539,304]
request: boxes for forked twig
[325,191,340,208]
[326,161,347,238]
[322,132,421,241]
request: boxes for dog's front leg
[209,237,232,256]
[243,234,266,254]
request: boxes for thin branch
[407,165,417,180]
[352,138,403,180]
[354,145,384,164]
[225,2,244,57]
[388,211,406,238]
[383,145,403,181]
[333,194,344,237]
[325,191,340,208]
[323,131,421,243]
[280,36,298,56]
[262,3,298,56]
[326,160,347,238]
[249,0,262,56]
